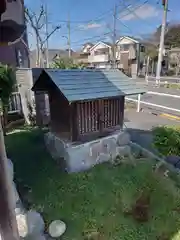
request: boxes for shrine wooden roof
[32,69,146,102]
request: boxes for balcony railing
[88,54,110,63]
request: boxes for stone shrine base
[44,130,131,173]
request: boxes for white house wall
[88,55,109,63]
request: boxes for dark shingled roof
[32,69,146,102]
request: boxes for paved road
[124,110,180,153]
[127,79,180,116]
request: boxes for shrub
[152,126,180,156]
[164,83,180,89]
[166,69,175,76]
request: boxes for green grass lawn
[5,128,180,240]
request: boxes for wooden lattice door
[102,98,121,129]
[77,101,99,135]
[76,98,122,138]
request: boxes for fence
[126,91,180,115]
[145,76,180,84]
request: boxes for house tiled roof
[32,69,146,102]
[83,42,94,48]
[101,41,112,47]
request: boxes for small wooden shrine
[32,69,145,143]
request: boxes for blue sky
[25,0,180,50]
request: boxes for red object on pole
[162,0,166,6]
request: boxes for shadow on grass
[5,128,180,240]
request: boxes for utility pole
[155,0,168,85]
[45,2,49,68]
[67,13,71,58]
[112,4,117,69]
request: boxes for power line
[55,0,137,24]
[69,1,142,37]
[72,36,112,48]
[57,0,140,34]
[55,8,114,24]
[119,0,159,27]
[71,31,112,45]
[70,1,148,48]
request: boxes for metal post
[145,56,150,83]
[155,0,168,85]
[137,94,141,112]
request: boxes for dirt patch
[124,190,151,223]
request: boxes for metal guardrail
[126,91,180,114]
[146,76,180,84]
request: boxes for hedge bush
[164,83,180,90]
[152,126,180,156]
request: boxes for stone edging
[130,141,180,174]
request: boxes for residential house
[74,42,94,65]
[86,37,146,75]
[116,36,146,77]
[88,41,112,69]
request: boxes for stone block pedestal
[44,131,131,173]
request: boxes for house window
[140,45,145,52]
[94,48,109,55]
[120,44,130,51]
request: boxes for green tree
[51,57,85,69]
[145,44,158,61]
[0,64,16,132]
[153,23,170,42]
[164,24,180,48]
[154,23,180,48]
